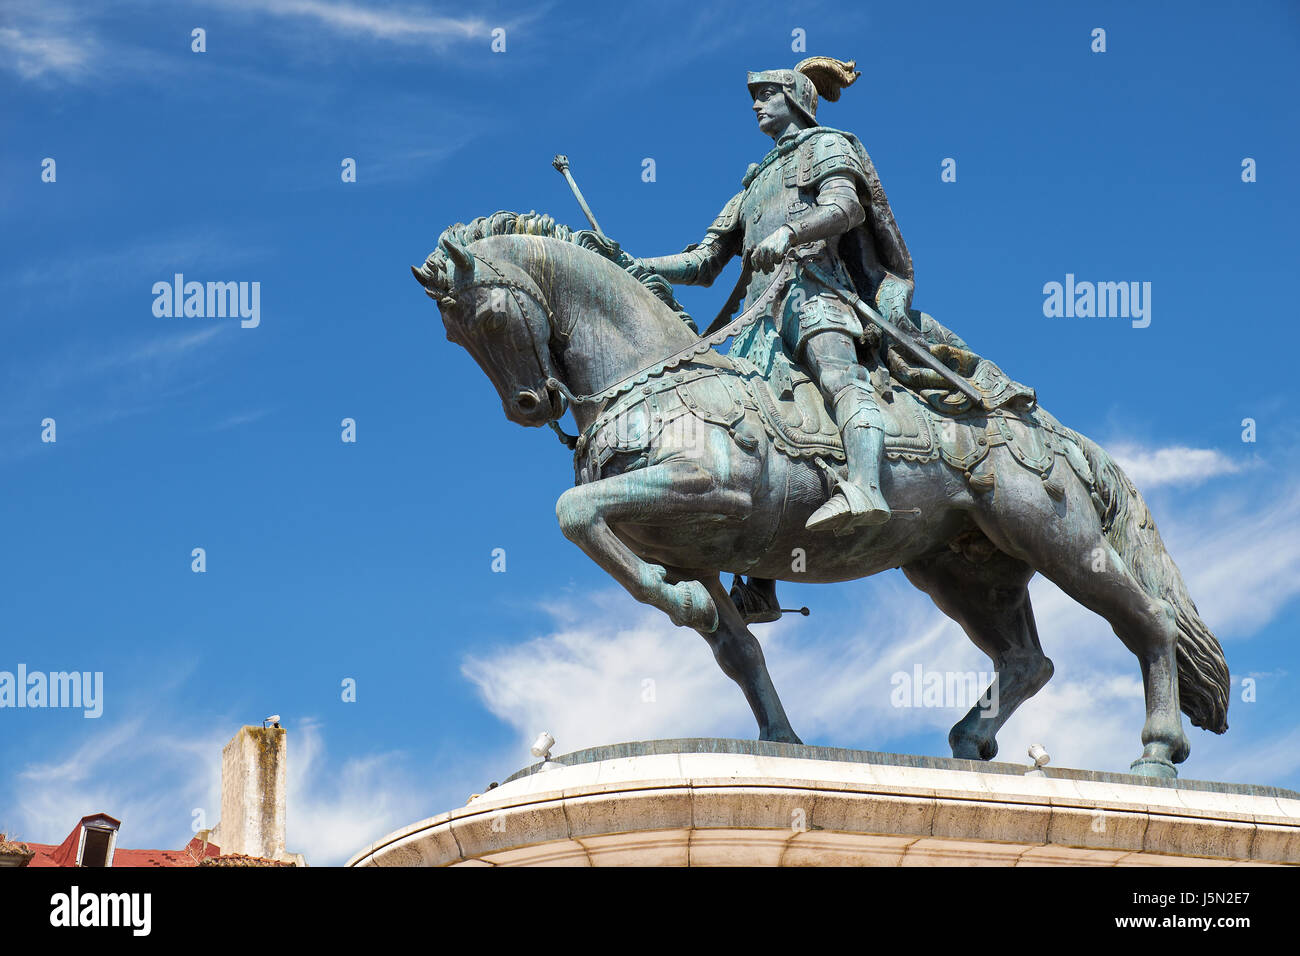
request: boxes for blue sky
[2,0,1298,865]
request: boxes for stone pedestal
[347,739,1300,867]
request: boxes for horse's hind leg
[973,470,1190,776]
[902,545,1052,761]
[1038,543,1189,776]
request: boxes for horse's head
[412,234,564,428]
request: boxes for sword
[552,155,606,239]
[800,259,986,408]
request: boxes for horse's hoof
[950,736,997,761]
[759,730,803,745]
[950,739,980,760]
[1129,756,1178,779]
[671,580,718,632]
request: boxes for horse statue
[411,210,1229,779]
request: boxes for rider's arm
[638,190,744,286]
[784,175,866,245]
[639,232,740,286]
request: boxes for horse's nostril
[516,390,541,411]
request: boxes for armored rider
[637,56,916,534]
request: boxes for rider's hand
[750,225,793,273]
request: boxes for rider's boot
[806,384,891,533]
[729,575,781,625]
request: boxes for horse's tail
[1066,429,1230,733]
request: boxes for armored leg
[800,331,891,533]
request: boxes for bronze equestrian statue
[411,57,1229,779]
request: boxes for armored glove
[874,273,915,329]
[750,225,794,273]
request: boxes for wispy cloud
[0,325,232,454]
[1109,442,1247,488]
[463,590,760,752]
[0,26,91,81]
[0,227,260,446]
[0,2,97,82]
[217,0,488,46]
[0,0,498,88]
[0,1,178,86]
[12,717,225,851]
[3,324,227,409]
[0,231,270,295]
[283,718,432,864]
[1162,482,1300,639]
[1198,723,1300,784]
[211,408,272,430]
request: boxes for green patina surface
[410,56,1232,783]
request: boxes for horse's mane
[417,210,697,331]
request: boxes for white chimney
[213,725,287,861]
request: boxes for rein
[450,244,798,449]
[545,254,797,408]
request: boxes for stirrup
[806,481,891,533]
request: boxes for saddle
[572,349,1094,501]
[729,351,1094,500]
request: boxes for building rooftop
[17,813,221,868]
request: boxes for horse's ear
[440,235,475,281]
[411,264,447,303]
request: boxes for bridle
[440,245,800,448]
[443,250,580,444]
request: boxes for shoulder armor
[798,130,868,189]
[706,190,745,235]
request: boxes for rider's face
[753,84,794,139]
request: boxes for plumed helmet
[747,56,861,128]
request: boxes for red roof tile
[22,815,221,868]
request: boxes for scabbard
[703,262,755,337]
[800,260,986,407]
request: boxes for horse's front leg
[697,572,802,743]
[555,461,801,742]
[555,460,748,632]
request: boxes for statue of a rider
[636,56,1032,622]
[637,56,913,535]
